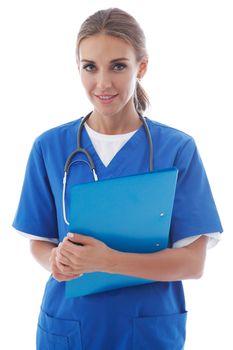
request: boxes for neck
[86,109,143,135]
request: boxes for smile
[95,94,118,104]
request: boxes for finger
[58,245,83,262]
[63,235,84,247]
[52,272,82,282]
[56,254,80,271]
[56,251,72,266]
[67,232,97,246]
[56,257,84,275]
[60,239,84,255]
[58,238,82,257]
[56,259,74,274]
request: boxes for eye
[113,63,127,71]
[82,64,96,72]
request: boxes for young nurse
[13,8,223,350]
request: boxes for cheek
[121,74,137,97]
[80,74,93,93]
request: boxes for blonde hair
[76,8,150,114]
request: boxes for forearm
[108,236,208,281]
[30,240,57,272]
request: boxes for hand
[49,246,82,282]
[55,233,117,275]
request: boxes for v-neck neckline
[80,118,147,179]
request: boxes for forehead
[79,34,136,62]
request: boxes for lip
[95,94,118,105]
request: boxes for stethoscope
[62,112,154,225]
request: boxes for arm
[30,240,57,272]
[108,235,208,281]
[57,234,208,281]
[30,240,82,281]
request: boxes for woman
[13,8,223,349]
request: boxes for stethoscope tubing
[62,112,153,225]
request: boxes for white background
[0,0,232,349]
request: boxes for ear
[137,56,148,80]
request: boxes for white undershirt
[16,122,221,248]
[85,121,138,167]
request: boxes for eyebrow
[80,58,130,64]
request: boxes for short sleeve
[12,140,58,239]
[170,138,223,245]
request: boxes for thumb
[67,232,96,245]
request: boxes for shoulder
[36,118,82,142]
[147,117,193,143]
[146,117,196,153]
[33,117,83,152]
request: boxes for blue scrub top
[13,116,223,350]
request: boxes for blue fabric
[13,117,223,349]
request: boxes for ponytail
[134,81,150,113]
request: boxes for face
[78,34,148,119]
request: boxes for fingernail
[68,232,74,238]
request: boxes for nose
[96,70,112,91]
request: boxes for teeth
[99,95,114,100]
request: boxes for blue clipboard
[66,167,178,297]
